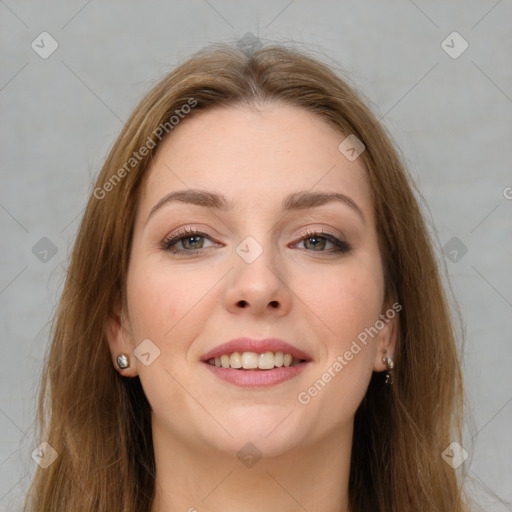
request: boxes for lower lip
[202,361,310,387]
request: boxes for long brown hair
[23,41,471,511]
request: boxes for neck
[150,421,353,512]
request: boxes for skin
[107,102,397,512]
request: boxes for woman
[23,42,470,511]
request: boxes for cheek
[127,262,201,340]
[126,269,176,339]
[293,257,383,422]
[125,259,220,353]
[124,263,210,414]
[299,256,385,349]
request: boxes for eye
[161,227,218,255]
[161,227,351,256]
[294,230,351,254]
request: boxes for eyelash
[160,227,351,256]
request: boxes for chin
[196,406,309,457]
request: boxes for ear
[107,294,138,377]
[373,301,399,372]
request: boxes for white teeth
[230,352,242,368]
[206,351,303,370]
[242,351,258,369]
[258,351,275,370]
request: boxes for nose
[223,241,292,317]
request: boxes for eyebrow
[147,189,365,223]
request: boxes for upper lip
[200,337,312,362]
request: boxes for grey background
[1,1,511,510]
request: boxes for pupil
[184,236,202,249]
[307,237,325,250]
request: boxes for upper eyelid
[162,227,345,241]
[299,227,343,238]
[163,221,347,238]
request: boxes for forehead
[139,103,372,219]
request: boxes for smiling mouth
[207,351,306,370]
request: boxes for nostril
[236,300,279,308]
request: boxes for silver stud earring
[116,353,129,370]
[382,349,394,385]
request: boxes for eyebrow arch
[147,189,365,223]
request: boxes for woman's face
[109,103,396,457]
